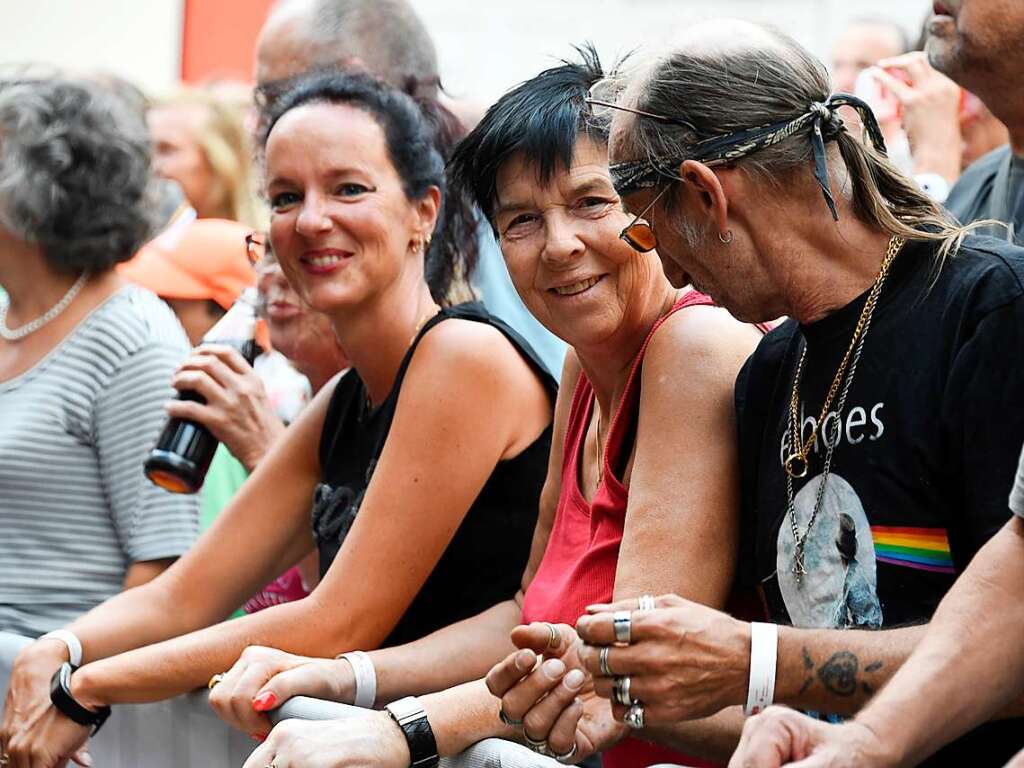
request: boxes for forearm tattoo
[800,647,884,699]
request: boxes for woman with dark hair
[507,19,1024,767]
[230,49,760,768]
[0,78,198,637]
[0,71,553,768]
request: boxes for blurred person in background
[831,17,909,95]
[0,78,198,640]
[148,86,264,228]
[862,1,1022,238]
[254,0,567,378]
[0,70,555,768]
[123,221,344,608]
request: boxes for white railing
[1,631,559,768]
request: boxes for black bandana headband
[608,93,887,221]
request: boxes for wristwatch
[384,696,439,768]
[49,662,112,735]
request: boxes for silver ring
[523,731,549,755]
[552,741,579,764]
[499,706,523,728]
[599,646,613,676]
[0,754,10,767]
[638,594,656,611]
[613,675,633,706]
[544,622,560,650]
[612,610,632,645]
[624,702,645,729]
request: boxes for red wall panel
[181,0,277,84]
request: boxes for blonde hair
[152,85,265,228]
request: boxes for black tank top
[312,302,557,647]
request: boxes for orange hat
[120,214,256,310]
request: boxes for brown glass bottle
[145,289,260,494]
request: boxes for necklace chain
[783,236,905,479]
[784,235,905,583]
[591,406,604,495]
[0,273,89,341]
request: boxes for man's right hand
[726,707,896,768]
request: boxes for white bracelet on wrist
[744,622,778,716]
[39,629,83,668]
[336,650,377,709]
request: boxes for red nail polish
[250,732,267,742]
[252,691,277,711]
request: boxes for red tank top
[522,291,724,768]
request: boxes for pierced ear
[679,160,729,235]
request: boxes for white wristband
[39,630,83,668]
[336,650,377,709]
[744,622,778,716]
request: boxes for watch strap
[49,662,112,735]
[385,696,439,768]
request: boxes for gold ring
[208,673,226,690]
[0,753,10,766]
[544,622,560,650]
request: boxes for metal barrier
[1,632,559,768]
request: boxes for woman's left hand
[576,594,750,724]
[242,712,409,768]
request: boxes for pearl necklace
[0,272,88,341]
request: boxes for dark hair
[261,70,477,305]
[449,45,606,228]
[0,77,153,273]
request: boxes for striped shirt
[0,285,199,638]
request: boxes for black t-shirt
[946,144,1024,246]
[312,302,555,648]
[735,235,1024,764]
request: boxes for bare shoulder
[643,303,761,391]
[647,307,761,376]
[412,316,538,380]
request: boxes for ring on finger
[599,646,613,676]
[0,753,10,767]
[612,610,632,645]
[208,673,226,690]
[638,594,656,612]
[613,674,633,706]
[624,702,646,729]
[498,706,523,728]
[523,731,549,755]
[552,741,578,764]
[544,622,560,650]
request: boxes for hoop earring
[718,229,734,244]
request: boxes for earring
[718,229,734,244]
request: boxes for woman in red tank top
[208,52,763,768]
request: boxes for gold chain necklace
[784,234,905,582]
[783,235,905,480]
[591,407,604,494]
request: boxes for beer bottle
[145,287,261,493]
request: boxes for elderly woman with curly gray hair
[0,77,199,643]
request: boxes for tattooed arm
[773,626,923,715]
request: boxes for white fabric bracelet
[744,622,778,716]
[336,650,377,709]
[39,630,83,668]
